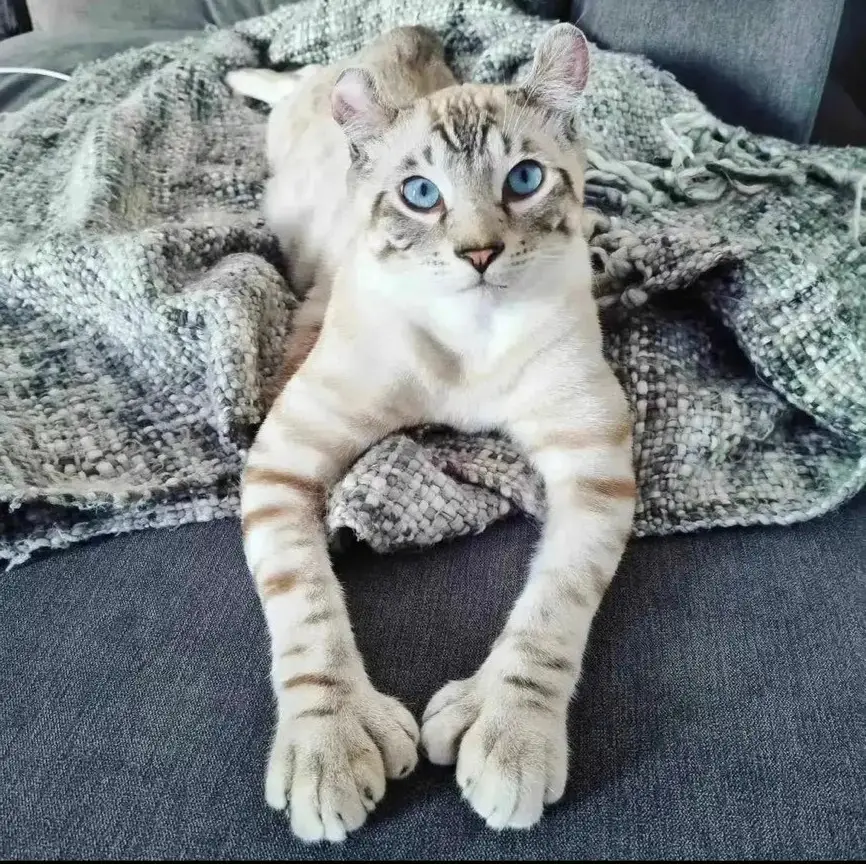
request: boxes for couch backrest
[16,0,568,37]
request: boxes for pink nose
[457,243,504,274]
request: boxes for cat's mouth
[461,276,506,292]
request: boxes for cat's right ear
[331,68,396,147]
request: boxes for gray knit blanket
[2,0,865,568]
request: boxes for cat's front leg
[422,379,635,829]
[242,347,419,843]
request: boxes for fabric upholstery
[26,1,295,33]
[0,0,31,39]
[1,496,864,858]
[571,0,846,142]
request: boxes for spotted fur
[229,23,634,843]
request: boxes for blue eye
[401,176,442,211]
[505,160,544,199]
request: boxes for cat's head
[331,24,592,302]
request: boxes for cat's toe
[421,678,480,766]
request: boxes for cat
[229,23,635,844]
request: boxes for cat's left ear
[331,68,396,146]
[522,23,590,112]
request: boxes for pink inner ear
[331,90,356,127]
[569,32,590,93]
[331,69,372,127]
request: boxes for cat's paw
[266,687,419,843]
[421,677,568,830]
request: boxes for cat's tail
[226,66,319,105]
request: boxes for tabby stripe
[282,673,342,691]
[558,563,610,606]
[613,416,633,444]
[584,477,637,499]
[503,675,557,700]
[431,121,460,154]
[513,638,574,673]
[370,190,386,226]
[280,644,309,659]
[587,563,610,596]
[244,467,323,498]
[280,324,321,383]
[302,609,335,626]
[478,119,491,153]
[536,418,632,452]
[556,167,576,199]
[564,115,580,143]
[260,570,302,599]
[520,697,555,714]
[241,505,290,536]
[554,218,572,237]
[560,581,596,608]
[295,706,337,718]
[532,651,574,674]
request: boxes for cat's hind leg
[226,66,320,105]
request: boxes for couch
[1,1,864,859]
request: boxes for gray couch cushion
[1,496,864,858]
[0,0,30,39]
[25,0,289,33]
[571,0,845,141]
[23,0,567,34]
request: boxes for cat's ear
[331,68,396,145]
[522,23,590,112]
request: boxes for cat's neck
[336,247,601,380]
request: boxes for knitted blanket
[1,0,865,568]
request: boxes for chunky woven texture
[1,0,865,567]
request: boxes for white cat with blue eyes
[229,23,635,844]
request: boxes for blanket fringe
[587,111,866,241]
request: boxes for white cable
[0,66,71,81]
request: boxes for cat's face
[334,24,591,303]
